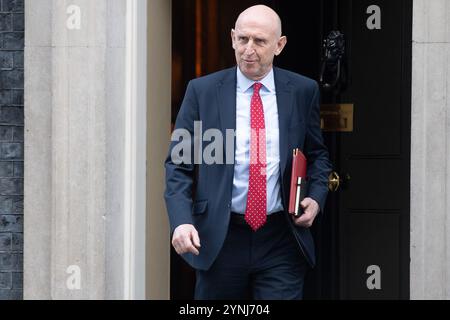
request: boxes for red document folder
[289,149,307,217]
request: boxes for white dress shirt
[230,67,284,214]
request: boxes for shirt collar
[236,67,275,93]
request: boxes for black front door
[333,0,411,299]
[277,0,412,299]
[171,0,412,300]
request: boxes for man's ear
[275,36,287,56]
[231,29,236,50]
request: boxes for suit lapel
[274,67,293,177]
[217,67,237,138]
[217,68,237,188]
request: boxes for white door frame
[124,0,148,300]
[124,0,172,300]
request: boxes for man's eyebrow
[235,32,267,40]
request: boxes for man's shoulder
[274,67,318,90]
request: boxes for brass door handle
[328,171,340,192]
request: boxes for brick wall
[0,0,23,300]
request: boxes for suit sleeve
[304,82,333,212]
[164,81,198,233]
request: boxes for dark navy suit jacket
[164,66,332,271]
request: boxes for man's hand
[292,197,320,228]
[172,224,201,256]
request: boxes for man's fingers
[184,230,200,255]
[180,235,199,255]
[191,230,201,248]
[292,211,313,228]
[171,225,201,256]
[296,198,319,228]
[296,213,311,224]
[173,238,199,255]
[295,204,313,221]
[186,243,200,256]
[301,198,312,208]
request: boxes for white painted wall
[411,0,450,300]
[24,0,133,299]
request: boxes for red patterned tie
[245,82,267,231]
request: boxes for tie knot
[253,82,262,93]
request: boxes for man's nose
[244,40,255,55]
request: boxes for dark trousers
[195,212,310,300]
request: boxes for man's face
[231,18,286,81]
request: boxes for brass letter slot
[320,104,354,132]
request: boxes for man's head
[231,5,287,81]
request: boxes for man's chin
[239,65,261,80]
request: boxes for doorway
[170,0,412,299]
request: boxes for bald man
[165,5,331,300]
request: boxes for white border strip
[125,0,148,300]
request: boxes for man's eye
[238,37,248,42]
